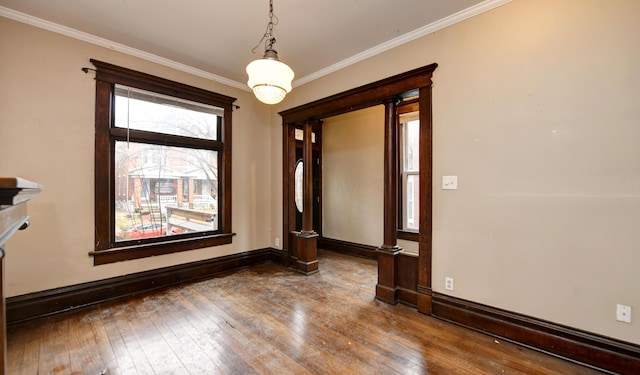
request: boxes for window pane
[403,119,419,172]
[115,141,218,242]
[400,110,420,232]
[405,175,419,231]
[114,85,221,140]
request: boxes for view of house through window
[401,110,419,232]
[113,85,221,241]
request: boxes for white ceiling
[0,0,509,90]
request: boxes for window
[90,59,236,265]
[294,159,304,213]
[398,101,420,239]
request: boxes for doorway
[279,63,436,313]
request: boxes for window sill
[89,232,235,265]
[397,230,419,242]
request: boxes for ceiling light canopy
[246,0,294,105]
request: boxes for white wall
[275,0,640,344]
[0,17,273,296]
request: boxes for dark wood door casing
[279,64,437,299]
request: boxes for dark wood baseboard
[9,242,638,374]
[432,292,640,375]
[318,237,378,259]
[317,238,640,374]
[7,247,283,325]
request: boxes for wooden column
[417,85,434,314]
[376,98,402,304]
[283,123,296,268]
[294,121,319,275]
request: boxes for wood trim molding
[431,292,640,375]
[89,233,235,265]
[91,59,237,264]
[417,84,434,316]
[279,64,436,294]
[90,59,236,106]
[319,237,377,259]
[279,64,437,124]
[397,230,418,242]
[7,248,283,325]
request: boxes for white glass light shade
[246,58,294,105]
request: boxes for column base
[417,286,433,314]
[291,231,319,275]
[375,284,398,305]
[375,244,402,305]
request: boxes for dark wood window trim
[398,230,419,242]
[89,59,236,265]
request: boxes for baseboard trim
[319,237,378,259]
[431,292,640,375]
[7,247,283,325]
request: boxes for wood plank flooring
[7,250,602,374]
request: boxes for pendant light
[246,0,294,105]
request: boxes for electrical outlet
[445,277,454,291]
[275,237,280,247]
[616,304,631,323]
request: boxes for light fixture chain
[269,0,274,23]
[266,0,278,50]
[251,0,280,54]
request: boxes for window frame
[397,100,420,242]
[89,59,236,265]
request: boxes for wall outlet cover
[616,304,632,323]
[445,277,454,291]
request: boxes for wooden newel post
[294,121,319,274]
[376,97,402,304]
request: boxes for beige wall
[2,0,638,346]
[0,17,273,296]
[321,107,421,255]
[275,0,640,344]
[322,107,384,247]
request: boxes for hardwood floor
[7,250,602,374]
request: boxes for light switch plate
[442,176,458,190]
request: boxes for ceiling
[0,0,508,90]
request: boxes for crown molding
[1,0,512,91]
[0,6,249,91]
[293,0,513,87]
